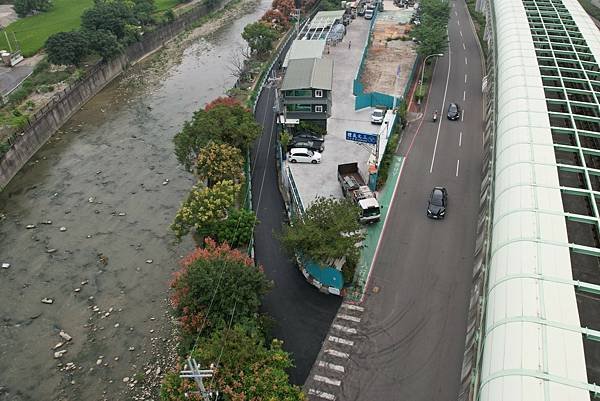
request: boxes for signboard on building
[345,130,377,145]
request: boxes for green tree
[133,0,157,25]
[174,104,261,171]
[45,31,89,66]
[202,208,257,248]
[171,180,241,239]
[196,141,244,187]
[242,21,278,57]
[160,326,303,401]
[413,0,450,56]
[81,0,135,40]
[84,29,123,60]
[169,240,271,337]
[281,197,364,271]
[414,17,448,56]
[13,0,52,17]
[194,326,305,401]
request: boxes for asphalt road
[338,1,484,400]
[251,48,342,385]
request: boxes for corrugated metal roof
[479,0,600,400]
[282,40,326,68]
[281,58,334,91]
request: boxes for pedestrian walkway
[304,302,366,400]
[346,155,403,302]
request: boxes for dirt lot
[361,6,417,98]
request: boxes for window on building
[314,89,324,98]
[315,105,324,113]
[286,104,312,112]
[286,89,312,97]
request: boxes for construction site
[360,6,417,97]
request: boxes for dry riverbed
[0,0,267,399]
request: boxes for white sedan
[288,148,322,164]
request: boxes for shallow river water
[0,1,269,399]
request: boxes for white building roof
[480,0,600,400]
[282,39,326,68]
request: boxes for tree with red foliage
[271,0,295,18]
[169,239,271,341]
[261,8,291,31]
[204,96,241,111]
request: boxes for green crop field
[155,0,180,11]
[0,0,94,57]
[0,0,181,57]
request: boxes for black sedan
[447,103,461,120]
[290,138,324,152]
[427,187,448,219]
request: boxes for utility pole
[179,358,217,401]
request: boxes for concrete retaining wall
[0,1,217,190]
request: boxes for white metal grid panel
[480,0,592,400]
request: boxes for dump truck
[338,162,381,223]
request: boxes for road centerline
[456,159,460,177]
[459,131,462,147]
[429,47,452,174]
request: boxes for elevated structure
[460,0,600,400]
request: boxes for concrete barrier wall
[0,1,216,190]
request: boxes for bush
[200,208,257,248]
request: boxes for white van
[364,8,374,19]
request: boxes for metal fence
[352,7,398,110]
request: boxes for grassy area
[0,0,94,57]
[155,0,181,11]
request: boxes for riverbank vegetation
[163,97,302,398]
[161,2,310,397]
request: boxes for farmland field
[0,0,94,57]
[0,0,181,57]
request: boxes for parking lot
[287,15,391,209]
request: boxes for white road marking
[465,57,468,65]
[459,30,463,37]
[319,361,345,373]
[462,42,466,50]
[456,159,460,177]
[429,31,452,174]
[332,324,357,334]
[459,131,462,147]
[463,90,466,101]
[464,73,467,83]
[329,336,355,346]
[337,314,361,323]
[314,375,341,386]
[341,303,364,312]
[461,110,465,122]
[325,349,350,358]
[457,19,460,26]
[308,389,336,400]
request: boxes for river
[0,0,270,399]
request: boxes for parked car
[357,5,365,15]
[427,187,448,219]
[447,103,461,120]
[290,138,324,152]
[371,107,387,124]
[293,132,325,144]
[364,8,374,19]
[288,148,322,164]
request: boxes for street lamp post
[418,53,444,105]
